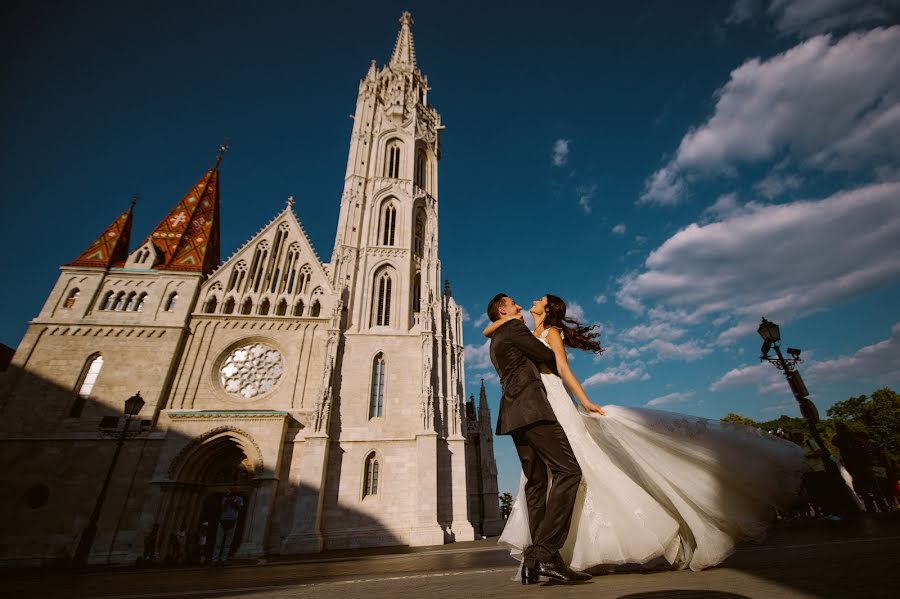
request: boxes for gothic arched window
[63,288,80,309]
[259,297,271,316]
[136,292,147,312]
[380,202,397,246]
[275,299,287,316]
[384,140,401,179]
[415,149,428,191]
[204,296,218,313]
[222,296,235,314]
[113,292,127,311]
[240,298,253,315]
[372,270,393,327]
[101,291,115,311]
[369,354,385,419]
[412,271,421,313]
[363,451,380,497]
[293,299,305,317]
[125,292,137,312]
[164,292,178,312]
[70,354,103,418]
[297,265,313,295]
[414,208,426,256]
[310,300,321,317]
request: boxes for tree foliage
[723,387,899,462]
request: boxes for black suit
[489,319,581,567]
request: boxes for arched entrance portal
[157,428,263,561]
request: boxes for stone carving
[219,343,284,399]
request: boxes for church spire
[389,11,417,69]
[141,148,223,275]
[67,199,135,268]
[478,378,490,418]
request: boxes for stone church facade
[0,13,501,566]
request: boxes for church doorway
[158,428,261,562]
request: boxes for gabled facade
[0,12,489,567]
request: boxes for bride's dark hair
[544,294,604,354]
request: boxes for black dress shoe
[520,562,539,584]
[535,559,591,582]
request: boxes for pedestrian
[141,523,159,564]
[174,522,188,564]
[211,489,244,565]
[196,521,210,564]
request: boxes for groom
[486,293,589,584]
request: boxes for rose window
[219,343,284,399]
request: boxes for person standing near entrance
[211,489,243,564]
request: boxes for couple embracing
[484,293,806,584]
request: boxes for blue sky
[3,1,899,496]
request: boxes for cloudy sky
[3,1,899,496]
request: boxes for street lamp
[72,392,146,567]
[756,318,858,515]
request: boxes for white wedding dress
[498,330,805,572]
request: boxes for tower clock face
[219,342,284,399]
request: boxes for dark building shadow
[618,593,750,599]
[0,363,401,578]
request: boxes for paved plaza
[8,515,899,599]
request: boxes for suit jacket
[490,319,559,435]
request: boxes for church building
[0,12,501,566]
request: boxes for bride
[483,294,805,573]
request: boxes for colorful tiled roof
[144,166,221,275]
[67,202,135,268]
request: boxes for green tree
[721,413,758,426]
[827,387,900,460]
[499,492,513,519]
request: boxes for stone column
[408,432,444,546]
[447,436,475,541]
[281,434,329,553]
[236,476,278,557]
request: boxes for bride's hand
[583,402,606,416]
[482,313,525,337]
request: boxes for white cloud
[754,172,804,199]
[729,0,900,36]
[583,363,650,387]
[619,182,900,346]
[470,371,499,385]
[566,301,586,321]
[701,193,744,221]
[593,294,608,304]
[645,390,696,407]
[552,138,570,166]
[612,223,627,235]
[761,402,797,414]
[464,339,492,371]
[576,184,596,214]
[459,305,471,322]
[623,322,686,342]
[640,27,900,205]
[646,339,713,362]
[807,322,900,383]
[709,361,789,394]
[473,313,489,328]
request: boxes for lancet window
[369,354,385,419]
[297,265,313,295]
[63,288,80,309]
[204,296,218,313]
[380,202,397,246]
[384,140,401,179]
[363,451,380,497]
[164,292,178,312]
[414,208,426,256]
[372,270,393,327]
[70,354,103,418]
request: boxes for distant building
[465,380,503,537]
[0,12,495,566]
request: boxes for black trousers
[511,420,582,565]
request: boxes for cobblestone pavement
[8,515,900,599]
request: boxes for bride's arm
[545,328,606,415]
[482,314,524,337]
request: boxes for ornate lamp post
[72,392,145,567]
[757,318,858,514]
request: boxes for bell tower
[320,12,475,548]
